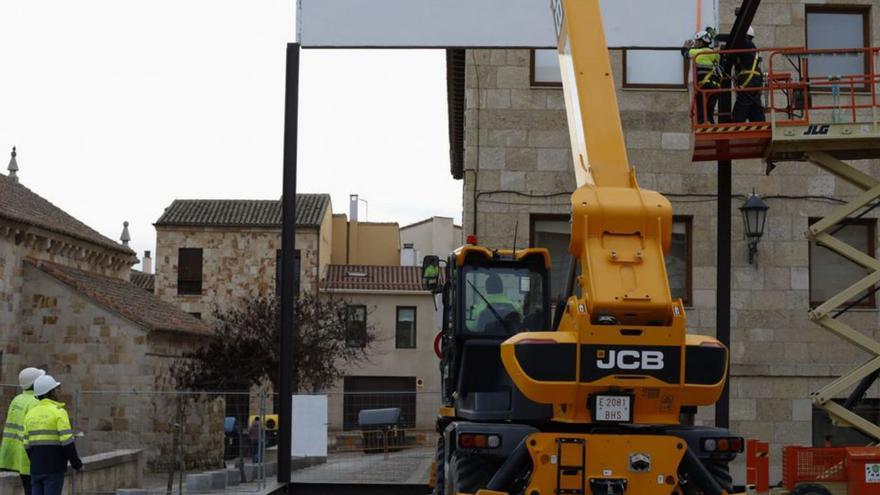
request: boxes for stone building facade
[0,167,219,468]
[153,196,334,319]
[449,1,880,480]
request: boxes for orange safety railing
[782,446,848,491]
[689,46,880,132]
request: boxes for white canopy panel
[297,0,718,48]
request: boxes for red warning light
[466,234,478,245]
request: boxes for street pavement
[291,447,433,485]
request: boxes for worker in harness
[0,367,46,495]
[682,30,721,124]
[730,27,766,122]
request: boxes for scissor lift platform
[690,46,880,163]
[766,121,880,162]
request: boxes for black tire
[705,460,733,493]
[433,436,445,495]
[447,451,499,495]
[790,484,833,495]
[680,460,733,494]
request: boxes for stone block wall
[153,227,321,319]
[0,221,135,402]
[2,265,224,469]
[460,0,880,482]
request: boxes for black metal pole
[716,158,731,429]
[278,42,300,484]
[710,0,762,432]
[714,72,733,428]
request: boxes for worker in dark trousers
[726,27,766,122]
[682,31,721,124]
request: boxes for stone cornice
[0,218,137,272]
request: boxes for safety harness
[738,55,762,87]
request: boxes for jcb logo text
[596,350,665,371]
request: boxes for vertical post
[278,42,300,484]
[716,156,732,429]
[714,35,734,425]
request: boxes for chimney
[349,194,359,222]
[401,243,417,266]
[120,221,131,247]
[7,146,19,183]
[143,250,153,274]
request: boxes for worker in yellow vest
[23,375,82,495]
[468,273,522,332]
[0,367,46,495]
[682,30,721,124]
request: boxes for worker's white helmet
[33,375,61,397]
[695,30,712,44]
[747,26,756,38]
[19,367,45,389]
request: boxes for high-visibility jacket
[687,47,721,88]
[0,390,39,474]
[23,398,82,475]
[468,293,522,332]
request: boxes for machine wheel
[447,451,499,495]
[680,460,733,494]
[433,436,445,495]
[790,484,833,495]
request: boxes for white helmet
[695,30,712,44]
[19,367,45,389]
[33,375,61,397]
[747,26,756,38]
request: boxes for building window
[806,6,870,80]
[530,49,562,87]
[395,307,417,349]
[667,217,692,306]
[531,215,692,305]
[809,218,876,308]
[623,48,687,90]
[177,248,203,295]
[531,215,571,300]
[346,305,367,348]
[343,376,416,431]
[275,249,301,296]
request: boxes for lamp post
[740,190,769,264]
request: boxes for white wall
[298,0,717,48]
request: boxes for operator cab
[461,263,546,335]
[423,245,553,421]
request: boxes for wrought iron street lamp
[740,190,769,264]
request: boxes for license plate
[594,395,633,423]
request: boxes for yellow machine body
[466,0,731,493]
[521,433,686,495]
[497,0,727,428]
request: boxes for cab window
[462,265,545,334]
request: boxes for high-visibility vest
[23,398,75,449]
[0,390,40,474]
[688,47,721,88]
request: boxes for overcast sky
[0,1,461,269]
